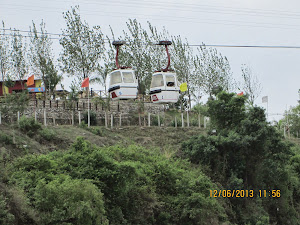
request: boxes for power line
[2,4,300,31]
[0,28,111,41]
[2,32,300,49]
[29,0,300,18]
[191,44,300,49]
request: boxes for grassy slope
[0,124,205,159]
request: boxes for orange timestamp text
[210,190,281,198]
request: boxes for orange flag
[237,92,244,96]
[27,75,34,86]
[81,77,89,88]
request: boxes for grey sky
[1,0,300,121]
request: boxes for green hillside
[1,91,300,225]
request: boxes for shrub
[0,133,14,145]
[83,111,97,126]
[39,128,56,141]
[34,175,108,225]
[18,116,41,136]
[151,114,164,126]
[0,194,14,225]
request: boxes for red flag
[237,92,244,96]
[27,75,34,86]
[81,77,89,88]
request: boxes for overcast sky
[1,0,300,121]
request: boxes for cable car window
[166,75,175,87]
[123,72,134,83]
[151,74,164,88]
[110,71,122,85]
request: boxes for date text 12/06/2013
[209,190,280,198]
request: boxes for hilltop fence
[0,98,210,128]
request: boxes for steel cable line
[4,0,300,21]
[2,4,300,31]
[2,32,300,49]
[34,0,300,18]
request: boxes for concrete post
[148,112,151,127]
[44,109,47,126]
[158,113,160,127]
[78,111,81,125]
[187,111,189,127]
[105,112,108,128]
[72,111,74,126]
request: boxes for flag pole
[88,86,90,127]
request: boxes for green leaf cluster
[7,137,228,225]
[182,91,300,224]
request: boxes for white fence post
[158,113,160,127]
[72,111,74,126]
[175,116,177,128]
[198,114,201,128]
[187,111,190,127]
[181,112,184,127]
[78,111,81,125]
[119,113,122,127]
[148,113,151,127]
[44,109,47,126]
[111,114,113,128]
[34,110,37,122]
[105,112,108,128]
[17,111,20,122]
[204,116,207,129]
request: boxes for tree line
[0,5,262,107]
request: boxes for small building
[0,77,43,96]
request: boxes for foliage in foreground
[182,91,300,225]
[6,138,228,225]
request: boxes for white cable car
[150,41,179,103]
[108,41,138,100]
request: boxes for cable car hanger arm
[112,40,130,69]
[157,40,172,72]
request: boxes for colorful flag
[28,87,45,93]
[81,77,89,88]
[27,75,34,86]
[237,92,244,96]
[262,96,268,103]
[180,82,188,92]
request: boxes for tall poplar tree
[10,29,27,84]
[59,6,105,83]
[29,20,60,97]
[0,21,10,88]
[193,45,233,97]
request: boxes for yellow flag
[180,82,188,92]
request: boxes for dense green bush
[182,91,300,224]
[34,174,108,225]
[0,194,14,225]
[8,137,227,225]
[0,133,14,145]
[83,111,97,126]
[18,116,41,136]
[39,128,56,141]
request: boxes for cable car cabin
[150,72,179,103]
[108,69,138,100]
